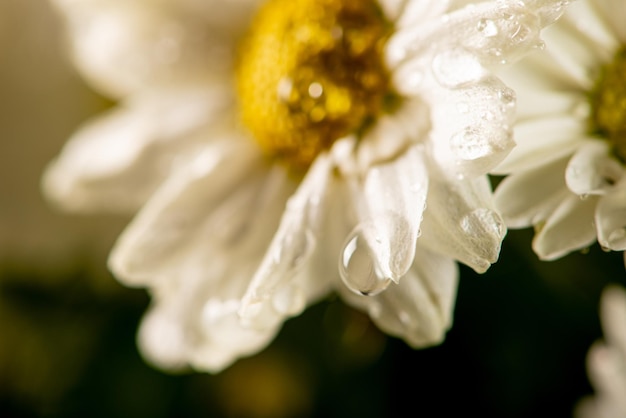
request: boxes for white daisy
[575,284,626,418]
[44,0,566,372]
[493,0,626,263]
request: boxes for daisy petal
[339,245,458,348]
[387,1,550,70]
[494,156,571,228]
[586,342,626,411]
[593,0,626,44]
[42,88,230,213]
[108,140,289,286]
[596,180,626,251]
[346,145,428,284]
[600,285,626,358]
[426,75,517,178]
[239,154,335,323]
[419,170,505,273]
[532,194,598,260]
[492,115,585,174]
[566,140,624,196]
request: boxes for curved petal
[418,168,505,273]
[239,154,336,324]
[494,156,571,228]
[566,140,624,196]
[593,0,626,44]
[600,285,626,358]
[386,1,555,71]
[108,139,293,286]
[596,180,626,251]
[338,244,458,348]
[492,115,585,174]
[424,75,516,178]
[42,88,232,213]
[532,193,598,260]
[343,145,429,284]
[54,0,237,97]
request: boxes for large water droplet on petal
[339,226,392,296]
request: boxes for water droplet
[272,285,306,315]
[432,51,484,88]
[339,227,392,296]
[497,87,516,107]
[477,18,498,37]
[450,127,493,160]
[580,193,589,200]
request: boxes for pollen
[235,0,394,171]
[589,46,626,163]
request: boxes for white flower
[575,284,626,418]
[493,0,626,263]
[44,0,565,372]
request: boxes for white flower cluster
[44,5,626,413]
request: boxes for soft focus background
[1,1,625,417]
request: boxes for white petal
[494,156,571,228]
[559,0,619,58]
[600,285,626,358]
[419,170,505,273]
[566,140,624,196]
[239,154,335,323]
[532,193,598,260]
[492,115,585,174]
[108,140,292,286]
[387,1,548,70]
[394,0,449,28]
[514,90,587,123]
[425,75,517,178]
[586,342,626,412]
[539,20,601,89]
[56,1,235,97]
[344,145,428,283]
[42,88,231,213]
[339,245,458,348]
[592,0,626,44]
[596,180,626,251]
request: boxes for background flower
[575,284,626,418]
[493,0,626,264]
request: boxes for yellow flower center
[589,46,626,162]
[235,0,394,172]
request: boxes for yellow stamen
[590,46,626,162]
[235,0,394,172]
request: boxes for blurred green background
[1,1,625,417]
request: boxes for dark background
[1,1,623,417]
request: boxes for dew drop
[431,51,484,88]
[477,18,498,37]
[450,127,493,160]
[339,227,392,296]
